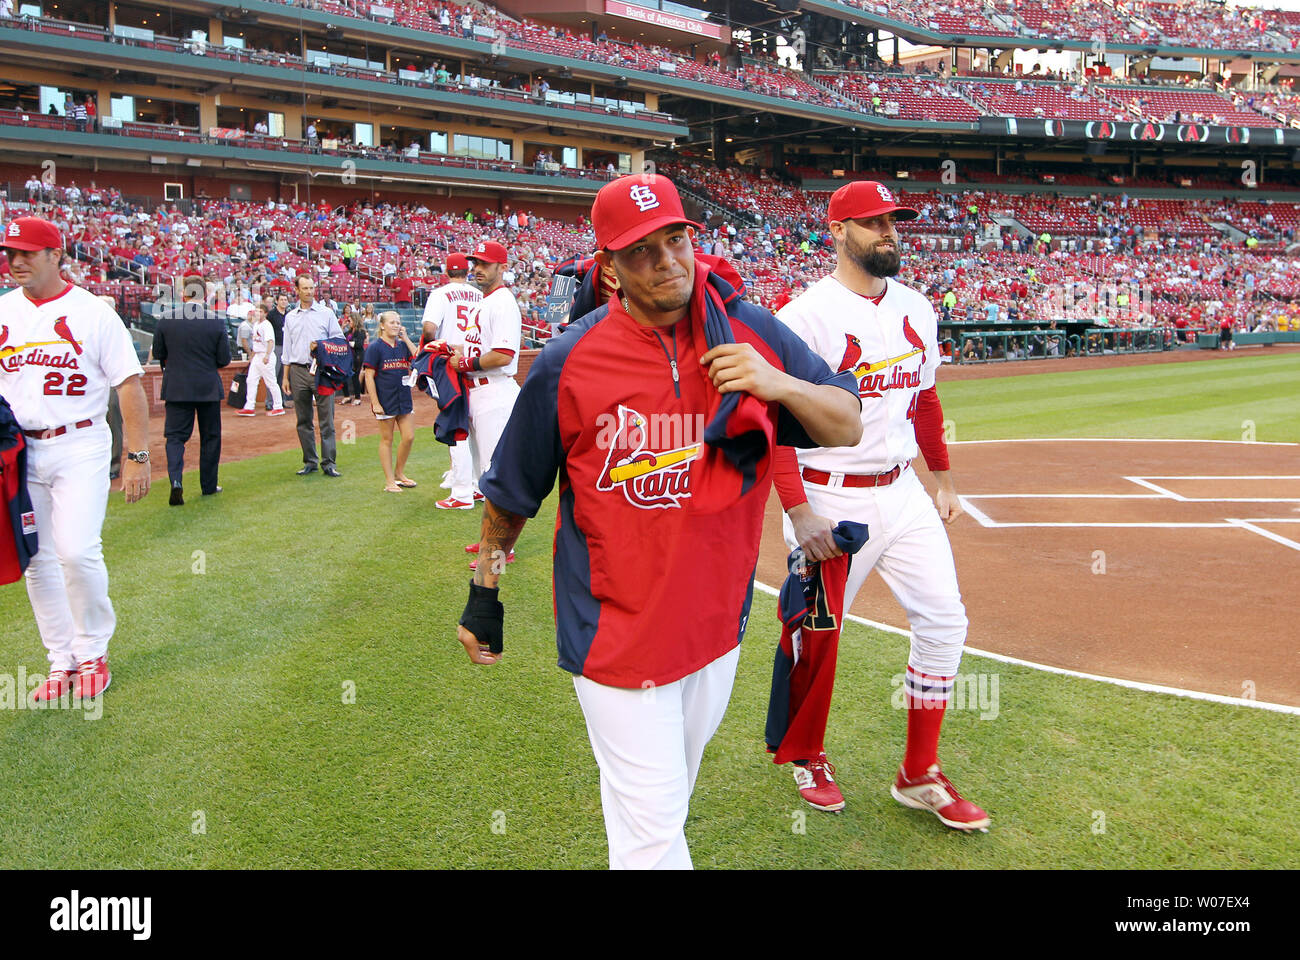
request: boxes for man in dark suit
[152,304,231,505]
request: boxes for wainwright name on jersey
[777,275,940,474]
[423,281,482,349]
[0,285,143,430]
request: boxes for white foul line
[950,438,1298,446]
[980,522,1230,528]
[957,496,997,527]
[751,581,1300,715]
[1124,476,1185,500]
[1224,519,1300,554]
[963,493,1167,499]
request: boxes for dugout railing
[952,327,1165,362]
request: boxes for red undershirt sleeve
[913,385,950,472]
[773,444,808,511]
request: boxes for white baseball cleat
[440,470,453,490]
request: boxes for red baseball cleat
[473,491,485,501]
[72,656,111,699]
[31,669,72,703]
[469,550,515,571]
[891,764,989,831]
[792,755,846,812]
[465,543,480,554]
[435,497,474,510]
[236,410,256,417]
[267,409,287,417]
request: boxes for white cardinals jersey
[421,281,482,349]
[778,275,940,474]
[463,285,521,379]
[0,283,143,430]
[249,318,275,358]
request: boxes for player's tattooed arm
[473,500,527,589]
[457,500,527,665]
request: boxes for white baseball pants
[447,440,475,502]
[23,424,116,670]
[782,468,968,677]
[243,356,283,411]
[573,644,741,870]
[466,379,520,488]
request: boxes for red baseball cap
[444,252,469,273]
[2,217,62,252]
[592,174,700,252]
[469,240,508,264]
[827,181,918,224]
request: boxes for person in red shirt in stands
[388,265,415,308]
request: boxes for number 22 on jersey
[44,371,87,396]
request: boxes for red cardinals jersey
[765,521,871,763]
[480,265,857,688]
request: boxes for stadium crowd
[836,0,1298,52]
[3,158,1298,352]
[4,4,1296,155]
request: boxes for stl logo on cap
[477,241,487,254]
[876,184,895,204]
[7,224,19,237]
[629,184,661,213]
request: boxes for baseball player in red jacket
[454,175,863,868]
[0,217,152,701]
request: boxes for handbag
[227,372,247,408]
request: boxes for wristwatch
[126,450,149,464]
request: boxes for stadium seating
[829,74,982,122]
[252,0,857,111]
[957,80,1126,121]
[828,0,1296,53]
[1131,1,1293,52]
[1104,87,1285,127]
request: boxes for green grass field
[0,352,1296,869]
[937,352,1300,442]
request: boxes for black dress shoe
[169,485,184,506]
[322,466,341,477]
[297,465,318,476]
[202,486,223,496]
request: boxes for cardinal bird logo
[596,403,697,510]
[53,317,82,355]
[901,314,927,365]
[847,316,927,398]
[837,334,862,373]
